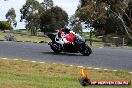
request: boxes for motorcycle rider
[46,26,92,56]
[63,27,75,44]
[55,28,68,45]
[55,26,75,45]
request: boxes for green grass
[0,59,131,88]
[14,34,50,42]
[11,29,28,34]
[0,31,51,42]
[0,31,4,40]
[81,32,96,39]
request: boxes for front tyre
[79,45,92,56]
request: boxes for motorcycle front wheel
[79,45,92,56]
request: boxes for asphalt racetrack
[0,41,132,71]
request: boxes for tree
[105,14,125,35]
[20,0,45,36]
[106,0,132,38]
[72,23,82,33]
[0,21,11,30]
[40,6,68,33]
[6,8,17,28]
[123,1,132,36]
[76,0,107,35]
[76,0,132,38]
[69,15,82,33]
[41,0,53,10]
[80,0,88,7]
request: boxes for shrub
[0,21,11,30]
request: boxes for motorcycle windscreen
[75,35,85,44]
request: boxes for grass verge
[0,31,51,42]
[0,58,131,88]
[0,31,4,40]
[14,34,50,43]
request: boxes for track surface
[0,41,132,71]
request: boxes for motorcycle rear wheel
[51,43,62,53]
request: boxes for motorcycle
[46,32,92,56]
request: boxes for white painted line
[104,69,109,71]
[70,65,73,67]
[31,61,36,63]
[94,68,101,70]
[1,58,8,60]
[2,58,131,75]
[129,72,132,74]
[113,70,117,71]
[88,67,93,69]
[13,59,18,61]
[23,60,29,61]
[99,47,103,48]
[39,62,45,64]
[77,66,84,68]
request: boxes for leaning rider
[55,26,75,45]
[63,26,75,44]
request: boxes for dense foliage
[20,0,44,36]
[0,21,11,30]
[76,0,132,37]
[40,6,68,33]
[20,0,68,35]
[6,8,17,28]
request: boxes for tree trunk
[110,9,132,39]
[31,27,37,36]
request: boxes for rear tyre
[50,43,62,53]
[79,45,92,56]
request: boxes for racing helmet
[64,26,70,33]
